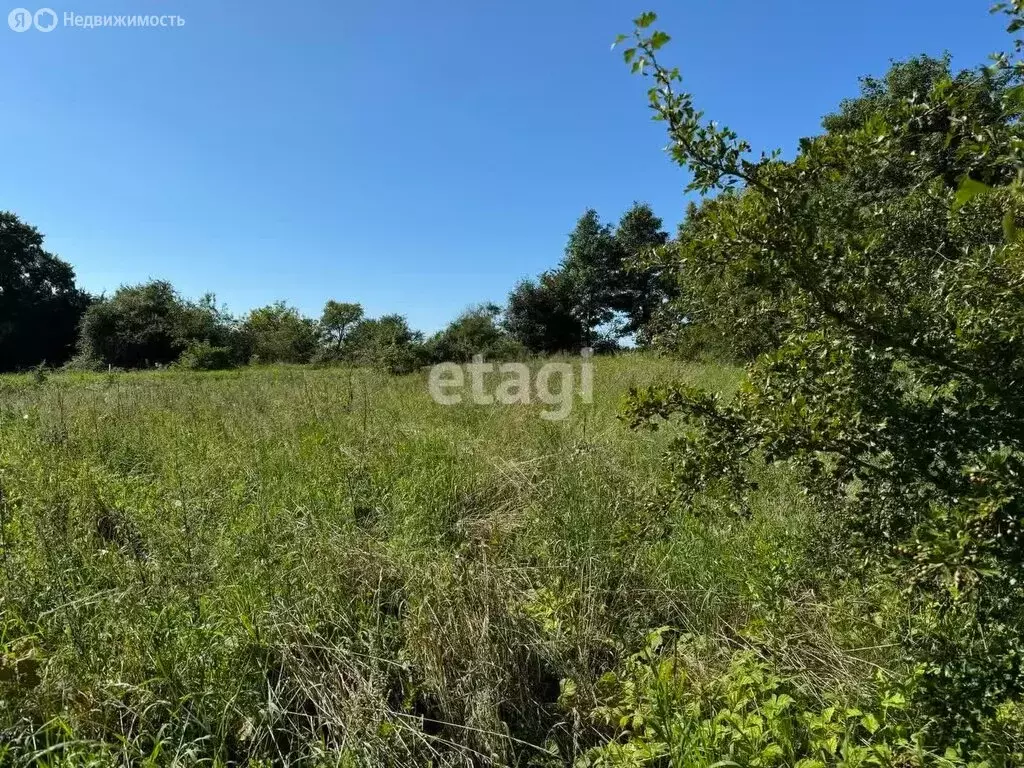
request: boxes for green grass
[0,356,888,766]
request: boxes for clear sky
[1,0,1008,332]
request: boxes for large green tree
[504,271,584,353]
[318,300,364,360]
[239,302,318,364]
[78,281,242,369]
[613,201,669,335]
[651,53,1015,361]
[78,281,195,368]
[560,209,620,344]
[0,212,91,370]
[345,313,424,374]
[618,4,1024,747]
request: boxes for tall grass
[0,357,889,766]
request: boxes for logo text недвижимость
[8,8,185,31]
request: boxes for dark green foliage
[505,204,667,353]
[0,212,91,371]
[425,303,524,363]
[638,193,787,360]
[614,202,671,335]
[619,5,1024,752]
[318,300,364,362]
[345,313,425,374]
[177,340,238,371]
[560,209,620,344]
[239,302,318,364]
[77,281,239,369]
[559,205,670,344]
[641,53,1017,363]
[504,271,585,354]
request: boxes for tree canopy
[0,212,90,371]
[618,5,1024,747]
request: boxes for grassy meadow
[0,356,898,766]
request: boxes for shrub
[77,281,239,369]
[345,314,425,374]
[617,6,1024,747]
[177,340,237,371]
[238,302,318,364]
[425,304,525,363]
[571,631,965,767]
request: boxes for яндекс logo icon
[8,7,58,31]
[8,7,32,30]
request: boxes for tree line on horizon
[0,201,676,374]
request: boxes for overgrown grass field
[0,357,911,766]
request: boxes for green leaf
[558,678,577,703]
[634,11,657,28]
[611,32,628,50]
[623,47,636,64]
[881,692,906,709]
[1005,83,1024,112]
[953,176,993,211]
[860,712,880,734]
[760,744,785,761]
[649,31,671,50]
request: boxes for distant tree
[178,293,243,350]
[239,302,318,364]
[0,212,91,370]
[504,271,584,354]
[346,313,425,374]
[560,209,620,344]
[78,280,196,368]
[426,303,525,363]
[175,294,245,369]
[556,205,669,343]
[614,202,669,335]
[318,300,363,360]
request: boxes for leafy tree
[618,5,1024,746]
[346,313,424,374]
[613,202,669,335]
[425,303,524,363]
[504,271,584,354]
[77,282,241,369]
[503,205,666,352]
[239,302,318,364]
[651,53,1016,362]
[642,192,787,360]
[78,280,192,368]
[557,205,669,344]
[318,300,363,360]
[560,209,620,343]
[0,212,91,370]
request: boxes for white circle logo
[8,7,33,31]
[33,7,56,31]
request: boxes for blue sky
[1,0,1008,332]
